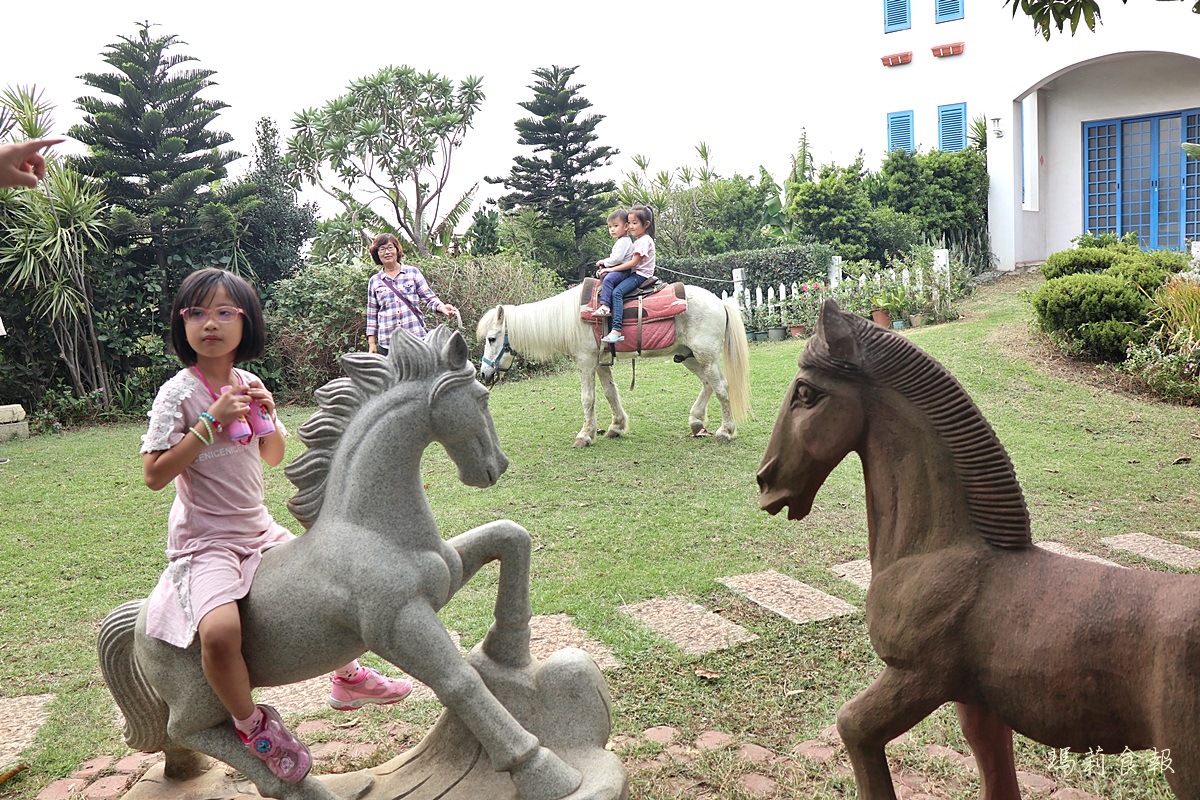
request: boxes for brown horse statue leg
[836,667,946,799]
[956,703,1021,800]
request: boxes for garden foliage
[1032,272,1149,361]
[1032,230,1195,366]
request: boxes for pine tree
[70,21,241,320]
[488,65,618,280]
[216,118,317,285]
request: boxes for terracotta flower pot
[871,307,892,327]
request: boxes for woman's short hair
[369,233,403,266]
[170,268,266,366]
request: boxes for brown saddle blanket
[578,278,687,323]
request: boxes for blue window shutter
[884,0,911,32]
[888,111,915,152]
[935,0,964,23]
[938,103,967,152]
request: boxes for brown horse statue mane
[800,307,1031,550]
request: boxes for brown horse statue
[756,300,1200,800]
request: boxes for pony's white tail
[98,600,170,753]
[722,298,752,423]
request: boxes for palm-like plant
[0,86,111,403]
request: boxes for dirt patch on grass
[963,269,1166,403]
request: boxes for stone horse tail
[98,600,169,753]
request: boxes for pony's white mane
[480,288,582,362]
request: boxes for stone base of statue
[122,646,626,800]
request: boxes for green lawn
[0,270,1195,799]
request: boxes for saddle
[579,278,687,355]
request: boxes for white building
[794,0,1200,270]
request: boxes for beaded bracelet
[199,411,220,430]
[198,415,215,444]
[189,426,213,446]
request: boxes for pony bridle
[482,332,514,378]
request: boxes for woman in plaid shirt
[365,234,458,355]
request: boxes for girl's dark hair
[170,268,266,366]
[607,208,628,224]
[369,233,403,266]
[629,204,656,238]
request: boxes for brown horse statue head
[757,298,1030,555]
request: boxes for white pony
[477,284,751,447]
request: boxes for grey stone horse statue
[99,327,625,800]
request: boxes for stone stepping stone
[529,613,622,670]
[620,596,758,656]
[1035,541,1125,568]
[718,569,857,624]
[0,693,53,768]
[1102,533,1200,570]
[830,559,872,590]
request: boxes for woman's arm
[365,278,379,353]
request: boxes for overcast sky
[2,1,832,223]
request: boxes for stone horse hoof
[510,748,582,800]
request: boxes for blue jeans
[607,273,647,331]
[598,272,625,308]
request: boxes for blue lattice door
[1084,109,1200,250]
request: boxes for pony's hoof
[713,429,733,443]
[573,437,591,448]
[603,428,623,439]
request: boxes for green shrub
[1041,247,1120,280]
[865,206,923,263]
[1120,341,1200,403]
[1106,254,1173,293]
[1071,230,1141,252]
[1031,272,1151,361]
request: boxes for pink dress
[140,367,292,648]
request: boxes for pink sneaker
[329,666,413,710]
[238,704,311,783]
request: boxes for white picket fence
[723,250,952,327]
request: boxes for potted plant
[870,286,907,327]
[907,290,934,327]
[787,283,824,337]
[747,304,770,341]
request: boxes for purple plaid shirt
[366,264,445,344]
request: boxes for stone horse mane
[807,304,1031,550]
[284,327,475,530]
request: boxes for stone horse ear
[440,328,470,371]
[815,299,862,364]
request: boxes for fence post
[829,255,843,289]
[933,248,950,292]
